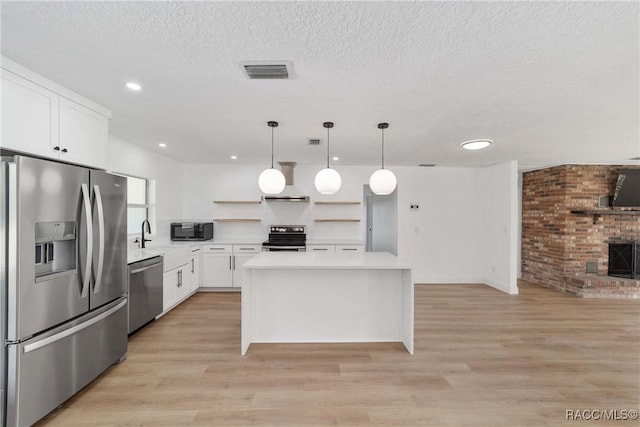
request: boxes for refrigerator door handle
[23,299,127,353]
[80,183,93,298]
[93,185,105,294]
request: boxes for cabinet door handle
[239,248,254,251]
[314,248,328,251]
[233,255,236,270]
[191,259,194,273]
[229,256,232,270]
[343,248,358,251]
[61,148,68,153]
[53,146,60,151]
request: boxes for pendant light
[258,121,286,194]
[315,121,342,194]
[369,122,397,195]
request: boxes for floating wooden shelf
[314,219,361,222]
[314,201,361,205]
[213,218,261,222]
[213,200,262,204]
[571,209,640,224]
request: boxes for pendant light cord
[326,126,330,168]
[271,126,274,169]
[381,128,385,169]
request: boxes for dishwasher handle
[130,261,162,275]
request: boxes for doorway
[364,184,398,254]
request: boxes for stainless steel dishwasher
[128,256,163,334]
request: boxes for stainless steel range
[262,225,306,252]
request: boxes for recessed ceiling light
[332,156,339,161]
[126,82,141,91]
[461,139,492,150]
[158,143,167,148]
[230,155,238,160]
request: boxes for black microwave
[170,222,214,241]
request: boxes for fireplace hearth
[608,240,640,279]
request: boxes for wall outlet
[410,203,419,211]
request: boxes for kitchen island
[241,252,413,355]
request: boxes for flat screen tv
[612,169,640,208]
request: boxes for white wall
[107,134,183,241]
[182,163,501,284]
[180,163,370,242]
[476,161,519,294]
[394,166,484,283]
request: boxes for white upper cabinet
[1,69,59,158]
[0,57,111,169]
[58,97,108,168]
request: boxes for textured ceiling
[1,1,638,169]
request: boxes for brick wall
[522,165,640,293]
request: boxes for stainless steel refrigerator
[0,155,128,426]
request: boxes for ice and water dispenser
[34,222,76,279]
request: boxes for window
[125,175,149,235]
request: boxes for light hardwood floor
[37,282,639,426]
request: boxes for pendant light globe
[258,168,286,194]
[315,168,342,194]
[258,121,286,194]
[369,168,397,195]
[315,121,341,194]
[369,122,397,195]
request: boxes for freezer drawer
[5,297,127,427]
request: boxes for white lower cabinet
[307,244,335,252]
[161,246,199,313]
[201,244,261,288]
[202,254,233,287]
[232,254,254,287]
[336,245,364,253]
[188,248,201,292]
[307,244,364,253]
[163,264,188,311]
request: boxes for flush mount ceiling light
[230,155,238,160]
[258,121,286,194]
[126,82,141,91]
[158,143,167,148]
[369,123,397,195]
[315,122,342,194]
[461,139,492,150]
[332,156,339,161]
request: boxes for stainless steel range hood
[260,162,310,202]
[279,161,295,186]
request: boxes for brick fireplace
[521,165,640,298]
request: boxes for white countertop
[127,239,264,264]
[243,252,410,270]
[128,248,166,264]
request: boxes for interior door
[89,171,127,310]
[8,156,90,341]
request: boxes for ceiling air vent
[419,164,436,167]
[242,61,291,79]
[308,139,321,145]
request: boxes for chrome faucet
[141,220,152,248]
